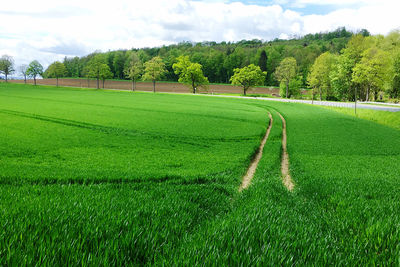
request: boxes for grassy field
[0,83,268,185]
[1,83,399,265]
[324,106,400,131]
[364,102,400,108]
[176,103,400,265]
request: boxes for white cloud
[0,0,399,73]
[283,0,395,8]
[303,2,400,34]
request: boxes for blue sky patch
[196,0,363,15]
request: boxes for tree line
[0,57,43,85]
[1,27,399,100]
[308,31,400,101]
[57,27,354,87]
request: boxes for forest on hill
[3,27,398,101]
[61,27,356,86]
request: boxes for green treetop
[230,64,266,96]
[173,56,209,94]
[99,64,113,89]
[352,47,391,101]
[26,60,43,85]
[0,55,15,82]
[308,52,337,100]
[142,56,167,93]
[124,52,143,91]
[44,61,67,86]
[84,54,112,89]
[19,64,28,84]
[274,57,297,98]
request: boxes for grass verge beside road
[324,106,400,130]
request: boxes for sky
[0,0,399,72]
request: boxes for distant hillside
[60,27,362,86]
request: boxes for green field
[325,106,400,131]
[1,83,399,265]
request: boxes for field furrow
[239,112,273,191]
[278,112,294,191]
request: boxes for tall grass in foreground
[172,104,400,265]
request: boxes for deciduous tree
[124,53,143,91]
[330,35,375,101]
[330,54,355,101]
[113,51,126,79]
[99,64,113,89]
[44,61,67,86]
[307,52,337,101]
[352,47,391,101]
[258,50,268,73]
[143,56,166,93]
[63,56,82,77]
[173,56,209,94]
[26,60,43,85]
[274,57,297,98]
[85,55,111,89]
[19,64,28,84]
[230,64,266,96]
[0,55,15,82]
[343,34,376,64]
[389,52,400,99]
[223,47,246,83]
[279,75,302,99]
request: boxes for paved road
[210,95,400,112]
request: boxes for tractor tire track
[239,112,273,191]
[278,112,294,191]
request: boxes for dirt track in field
[239,112,273,192]
[10,78,281,95]
[278,112,294,191]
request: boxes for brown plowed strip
[9,79,281,95]
[239,112,273,192]
[278,112,294,191]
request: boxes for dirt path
[239,112,273,192]
[278,113,294,191]
[9,79,280,95]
